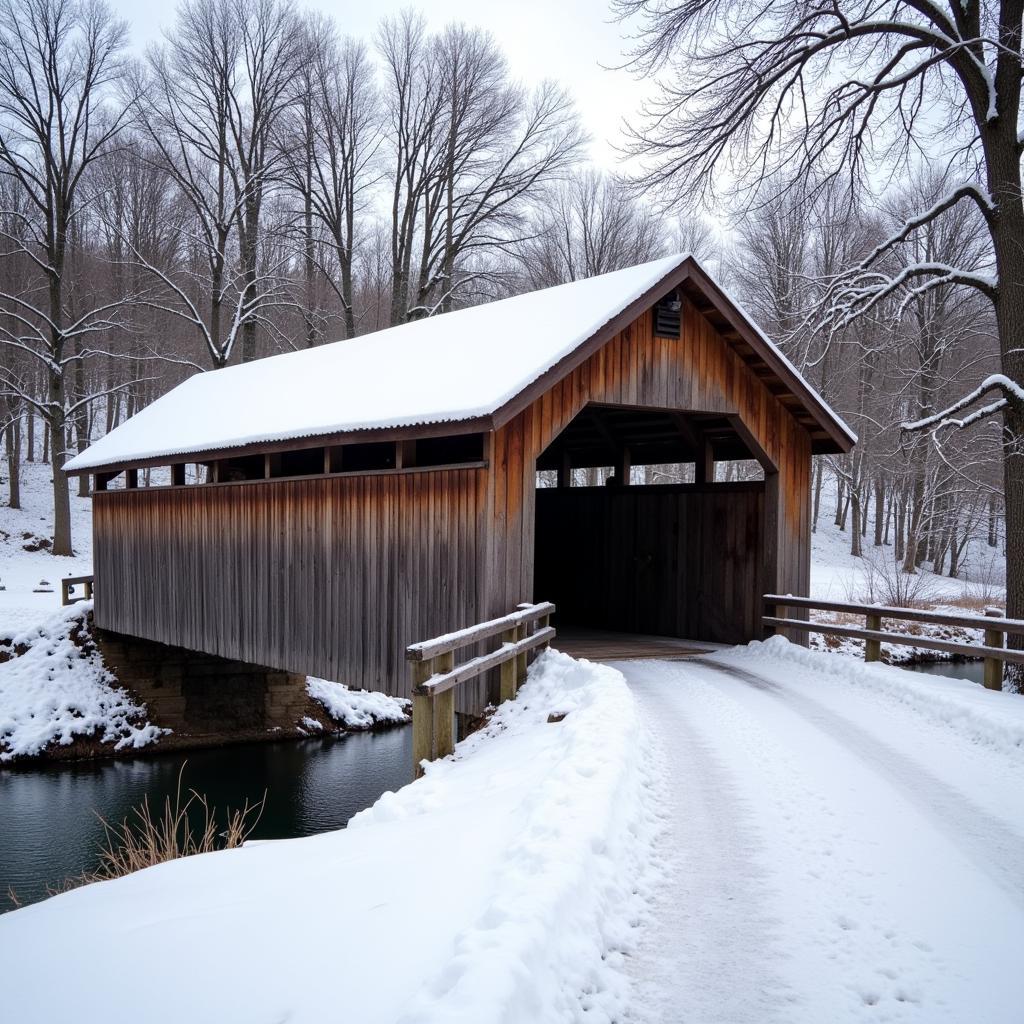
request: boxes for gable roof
[64,253,854,474]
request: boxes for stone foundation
[94,629,312,742]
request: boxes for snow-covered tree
[0,0,134,554]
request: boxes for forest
[0,0,1007,600]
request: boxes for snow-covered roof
[65,253,854,473]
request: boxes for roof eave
[63,414,498,478]
[490,255,856,455]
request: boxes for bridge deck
[552,629,725,662]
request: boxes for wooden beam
[171,463,186,486]
[763,594,1024,635]
[615,446,632,486]
[125,468,138,489]
[762,615,1024,666]
[556,449,572,488]
[396,439,417,469]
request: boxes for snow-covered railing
[763,595,1024,690]
[61,575,94,606]
[406,602,555,776]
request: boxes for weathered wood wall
[535,483,765,643]
[93,468,492,708]
[484,300,812,623]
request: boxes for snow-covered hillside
[810,474,1005,605]
[0,463,92,637]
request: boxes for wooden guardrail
[61,574,94,606]
[406,602,555,777]
[763,594,1024,690]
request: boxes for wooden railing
[61,574,94,606]
[763,594,1024,690]
[406,602,555,777]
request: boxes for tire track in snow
[623,663,790,1024]
[620,655,1024,1023]
[700,657,1024,907]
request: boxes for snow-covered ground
[3,639,1022,1021]
[0,462,92,637]
[810,477,1005,606]
[0,650,659,1024]
[623,639,1024,1023]
[0,602,166,762]
[305,676,411,731]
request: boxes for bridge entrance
[533,404,770,646]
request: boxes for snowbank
[0,602,165,762]
[306,675,410,729]
[0,650,658,1024]
[719,636,1024,757]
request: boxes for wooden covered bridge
[65,253,855,737]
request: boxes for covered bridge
[66,253,854,715]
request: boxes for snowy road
[620,652,1024,1024]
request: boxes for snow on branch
[902,374,1024,434]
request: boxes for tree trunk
[834,475,845,526]
[1001,404,1024,687]
[26,409,34,462]
[850,488,862,556]
[902,474,925,573]
[873,477,885,546]
[895,498,906,563]
[5,413,21,509]
[811,459,822,533]
[989,496,999,547]
[48,408,72,556]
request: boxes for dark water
[902,659,986,685]
[0,727,411,910]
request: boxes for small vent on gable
[654,291,681,338]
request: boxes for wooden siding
[93,296,814,706]
[93,468,491,708]
[483,301,812,623]
[535,483,764,643]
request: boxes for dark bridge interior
[534,404,767,645]
[535,403,760,475]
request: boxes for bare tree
[132,0,300,368]
[378,14,584,324]
[620,0,1024,680]
[0,0,132,554]
[515,168,664,288]
[281,20,381,342]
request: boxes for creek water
[902,659,986,685]
[0,726,411,911]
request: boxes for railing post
[411,658,435,780]
[984,608,1004,691]
[515,622,528,686]
[776,601,788,640]
[411,651,457,779]
[434,651,456,759]
[864,612,881,663]
[61,579,71,606]
[84,577,94,601]
[499,627,518,703]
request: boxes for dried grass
[56,764,265,895]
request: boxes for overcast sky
[109,0,649,169]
